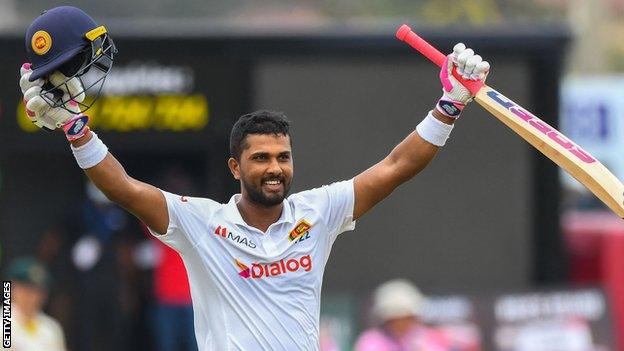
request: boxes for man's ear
[228,157,241,180]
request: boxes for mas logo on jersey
[288,219,312,242]
[215,226,257,249]
[234,255,312,279]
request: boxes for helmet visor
[40,31,117,114]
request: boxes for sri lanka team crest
[289,219,312,241]
[31,30,52,55]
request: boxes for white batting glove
[19,63,90,140]
[436,43,490,119]
[20,63,62,131]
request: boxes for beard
[242,176,292,207]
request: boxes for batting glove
[19,63,90,141]
[436,43,490,119]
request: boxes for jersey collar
[225,194,294,228]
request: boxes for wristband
[416,111,454,147]
[71,131,108,169]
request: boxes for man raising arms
[20,7,489,350]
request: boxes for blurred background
[1,0,624,350]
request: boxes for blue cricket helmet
[25,6,116,113]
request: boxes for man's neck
[236,197,283,233]
[14,303,36,323]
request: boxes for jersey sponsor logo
[235,254,312,279]
[215,225,257,249]
[486,90,597,164]
[289,219,312,241]
[235,259,251,278]
[180,196,188,202]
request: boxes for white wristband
[416,111,455,147]
[70,132,109,169]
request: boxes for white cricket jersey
[148,179,356,351]
[9,307,66,351]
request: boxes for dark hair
[229,110,291,160]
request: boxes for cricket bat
[396,24,624,219]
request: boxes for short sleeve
[296,179,356,238]
[146,190,201,253]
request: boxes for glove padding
[19,63,89,139]
[437,43,490,118]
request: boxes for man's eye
[254,155,267,160]
[279,155,290,160]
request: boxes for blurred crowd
[5,167,199,351]
[6,254,474,351]
[353,280,479,351]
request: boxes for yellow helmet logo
[31,30,52,55]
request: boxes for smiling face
[228,133,293,207]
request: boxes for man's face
[13,282,47,314]
[384,316,419,338]
[229,134,293,207]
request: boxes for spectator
[354,279,452,351]
[143,224,197,351]
[147,166,198,351]
[69,181,139,351]
[7,257,66,351]
[36,227,74,344]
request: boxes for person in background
[69,181,139,351]
[140,223,197,351]
[36,227,74,345]
[7,257,66,351]
[354,279,452,351]
[141,166,198,351]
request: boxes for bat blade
[475,86,624,218]
[396,24,624,218]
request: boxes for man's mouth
[262,178,283,191]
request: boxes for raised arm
[353,110,450,220]
[353,43,490,220]
[19,63,169,234]
[70,133,169,234]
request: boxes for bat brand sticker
[486,90,596,164]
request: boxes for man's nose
[267,157,282,174]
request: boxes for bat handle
[396,24,484,95]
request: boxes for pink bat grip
[395,24,484,95]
